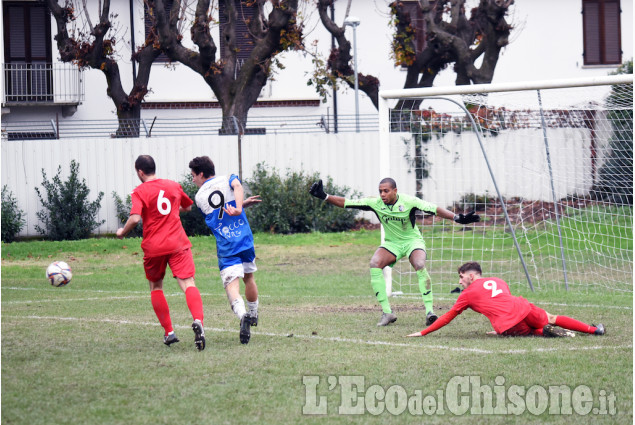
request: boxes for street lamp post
[344,16,360,133]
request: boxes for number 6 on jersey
[157,190,172,215]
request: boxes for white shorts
[220,262,257,288]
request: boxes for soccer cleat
[425,311,438,327]
[240,314,254,344]
[249,314,258,327]
[376,312,397,327]
[593,323,605,336]
[542,324,575,338]
[163,333,180,346]
[192,319,206,351]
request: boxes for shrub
[35,160,105,240]
[245,163,361,234]
[112,192,143,238]
[1,185,26,242]
[178,174,211,237]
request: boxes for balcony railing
[2,62,84,105]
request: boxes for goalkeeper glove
[309,179,328,200]
[454,211,480,225]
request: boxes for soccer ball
[46,261,73,287]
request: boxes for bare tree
[315,0,513,110]
[45,0,163,137]
[150,0,303,133]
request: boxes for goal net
[378,75,633,294]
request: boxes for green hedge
[244,163,361,234]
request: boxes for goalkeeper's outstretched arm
[309,179,345,207]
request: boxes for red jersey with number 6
[452,277,531,334]
[130,179,193,257]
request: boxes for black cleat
[192,319,206,351]
[425,311,438,327]
[543,324,575,338]
[249,315,258,327]
[593,323,605,335]
[240,314,253,344]
[164,333,180,346]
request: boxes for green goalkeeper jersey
[344,193,437,242]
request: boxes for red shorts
[501,303,548,336]
[143,248,195,282]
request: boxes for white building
[1,0,632,132]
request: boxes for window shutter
[7,6,26,60]
[400,1,426,54]
[582,0,622,65]
[219,0,256,62]
[30,6,48,60]
[603,0,621,64]
[145,0,172,62]
[583,1,601,64]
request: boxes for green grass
[2,231,632,424]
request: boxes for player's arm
[243,195,262,208]
[405,309,459,337]
[309,179,346,207]
[224,178,244,216]
[179,205,192,213]
[116,214,141,239]
[440,205,480,225]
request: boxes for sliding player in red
[406,261,605,338]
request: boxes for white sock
[231,297,246,320]
[247,299,259,317]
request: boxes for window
[582,0,622,65]
[144,0,173,63]
[399,1,427,55]
[219,0,257,65]
[3,2,53,102]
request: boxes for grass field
[2,229,632,424]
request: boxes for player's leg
[145,255,179,345]
[241,248,259,326]
[170,248,205,350]
[408,246,437,325]
[547,312,604,335]
[244,272,259,324]
[370,247,398,326]
[221,262,256,344]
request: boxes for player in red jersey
[406,262,605,338]
[117,155,206,350]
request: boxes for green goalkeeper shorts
[381,239,427,266]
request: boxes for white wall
[2,126,606,237]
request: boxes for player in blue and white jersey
[189,156,261,344]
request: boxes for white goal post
[378,74,633,295]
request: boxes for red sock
[554,316,596,334]
[150,290,173,335]
[185,286,204,324]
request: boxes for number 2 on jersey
[483,280,503,297]
[208,190,225,219]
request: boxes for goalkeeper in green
[309,177,480,327]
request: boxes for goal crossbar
[379,74,633,100]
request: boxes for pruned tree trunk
[315,0,513,119]
[151,0,302,133]
[45,0,161,138]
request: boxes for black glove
[454,211,480,225]
[309,179,327,200]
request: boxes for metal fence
[1,114,379,140]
